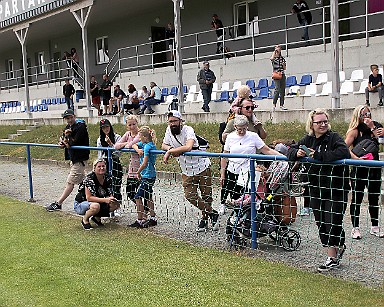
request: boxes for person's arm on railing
[163,139,194,163]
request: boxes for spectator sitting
[108,84,125,115]
[138,86,150,104]
[124,84,140,114]
[365,64,383,106]
[137,82,162,115]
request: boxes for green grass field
[0,195,382,307]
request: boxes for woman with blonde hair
[287,109,350,272]
[345,105,384,239]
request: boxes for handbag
[351,139,379,157]
[272,71,283,80]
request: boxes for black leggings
[311,191,348,248]
[350,166,381,227]
[220,169,245,205]
[126,177,148,210]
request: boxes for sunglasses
[312,120,329,125]
[360,112,371,118]
[242,105,256,111]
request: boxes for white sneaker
[299,207,310,216]
[218,204,226,215]
[280,106,288,111]
[370,226,384,238]
[351,227,362,239]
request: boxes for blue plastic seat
[183,85,188,93]
[38,105,43,112]
[61,97,66,104]
[46,98,51,105]
[161,88,169,96]
[256,78,268,90]
[51,98,57,105]
[42,105,48,111]
[268,80,275,89]
[298,74,312,86]
[286,76,298,87]
[232,90,237,100]
[246,79,255,91]
[170,86,178,96]
[256,88,270,100]
[215,90,230,102]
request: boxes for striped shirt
[271,56,286,73]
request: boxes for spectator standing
[63,78,75,110]
[211,14,224,54]
[46,109,90,212]
[74,159,120,230]
[108,84,125,115]
[70,48,80,78]
[162,111,219,232]
[124,84,140,114]
[97,119,123,202]
[165,22,175,62]
[137,82,162,115]
[130,126,158,228]
[287,109,350,272]
[270,45,287,111]
[365,64,383,106]
[100,74,113,115]
[345,105,384,239]
[62,51,72,76]
[197,61,216,113]
[90,75,101,116]
[291,0,312,44]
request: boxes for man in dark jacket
[63,78,75,110]
[46,109,90,211]
[291,0,312,43]
[197,61,216,113]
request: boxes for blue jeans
[300,20,309,42]
[65,97,73,110]
[202,87,212,110]
[74,200,90,215]
[134,177,156,200]
[143,98,161,111]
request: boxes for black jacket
[287,131,350,197]
[64,120,90,163]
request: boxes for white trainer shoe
[351,227,362,240]
[370,226,384,238]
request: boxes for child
[365,64,383,106]
[130,126,157,228]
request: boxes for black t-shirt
[369,74,382,87]
[63,84,75,98]
[114,89,126,98]
[90,81,100,98]
[101,80,113,99]
[212,19,224,37]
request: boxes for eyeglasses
[360,112,371,118]
[313,120,329,125]
[242,105,256,111]
[168,119,180,124]
[235,126,248,132]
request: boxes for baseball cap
[100,118,111,128]
[167,110,183,120]
[62,109,75,118]
[203,61,209,65]
[274,143,288,155]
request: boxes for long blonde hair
[346,105,369,135]
[305,108,331,135]
[139,126,157,144]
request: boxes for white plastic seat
[339,71,346,83]
[165,95,175,103]
[211,83,219,93]
[349,69,364,82]
[188,84,197,94]
[300,83,317,96]
[287,85,301,97]
[185,93,195,102]
[220,81,230,91]
[353,79,368,94]
[340,81,354,95]
[211,91,217,101]
[231,80,241,91]
[379,67,383,76]
[194,91,203,103]
[316,82,332,96]
[315,73,328,85]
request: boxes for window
[37,52,46,74]
[6,59,14,79]
[96,36,109,64]
[234,1,259,37]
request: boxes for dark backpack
[172,133,209,151]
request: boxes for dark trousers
[126,177,148,210]
[65,96,73,110]
[220,169,245,205]
[273,74,286,107]
[311,191,348,248]
[142,98,161,111]
[202,87,212,110]
[350,166,381,227]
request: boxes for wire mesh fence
[0,142,383,286]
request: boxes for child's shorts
[134,177,156,200]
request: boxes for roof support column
[14,25,31,117]
[173,0,184,113]
[71,2,93,117]
[330,0,340,109]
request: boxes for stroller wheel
[280,229,301,251]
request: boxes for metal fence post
[107,149,113,176]
[26,145,35,202]
[250,159,258,249]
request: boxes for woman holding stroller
[287,109,350,272]
[219,115,281,214]
[345,105,384,239]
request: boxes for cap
[203,60,209,65]
[100,118,111,128]
[62,109,74,118]
[274,143,288,155]
[167,110,183,120]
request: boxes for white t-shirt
[163,125,211,176]
[224,131,265,174]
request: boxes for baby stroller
[226,161,305,251]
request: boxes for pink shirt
[115,131,140,178]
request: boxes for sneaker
[196,219,208,232]
[280,106,288,111]
[46,202,62,212]
[137,110,144,115]
[91,216,104,227]
[366,101,370,106]
[351,227,362,239]
[317,257,340,272]
[142,218,158,228]
[81,220,93,230]
[299,207,310,216]
[378,101,383,107]
[370,226,384,238]
[147,109,155,114]
[218,204,226,215]
[129,220,143,228]
[337,244,347,260]
[210,210,220,231]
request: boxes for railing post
[284,15,288,57]
[136,45,140,76]
[118,49,121,74]
[365,0,369,47]
[151,41,154,72]
[107,149,113,176]
[26,145,35,202]
[251,20,255,62]
[195,33,199,63]
[250,159,258,249]
[323,6,326,52]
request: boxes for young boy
[365,64,383,106]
